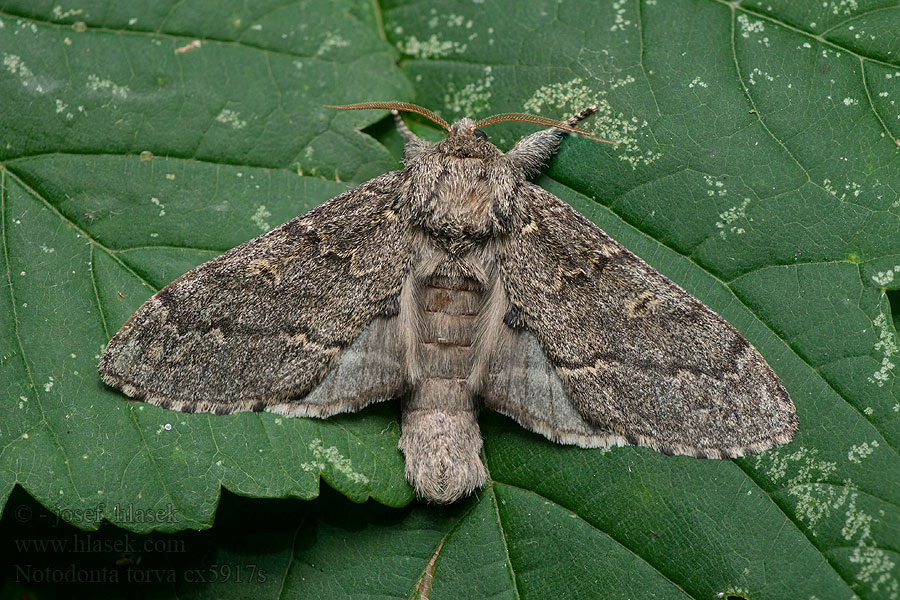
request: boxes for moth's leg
[392,110,419,143]
[505,106,597,176]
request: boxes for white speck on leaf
[300,439,369,484]
[868,313,896,386]
[754,446,843,531]
[216,109,246,130]
[524,77,658,169]
[748,68,775,86]
[610,0,632,31]
[716,197,751,239]
[704,175,728,197]
[871,266,899,286]
[316,32,350,56]
[397,34,466,59]
[51,5,84,20]
[150,196,165,217]
[251,205,271,231]
[688,76,708,89]
[86,74,129,100]
[444,66,493,117]
[737,14,764,38]
[848,440,879,464]
[3,53,43,92]
[826,0,859,15]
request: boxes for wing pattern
[492,184,797,458]
[101,173,411,416]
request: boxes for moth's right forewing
[491,184,797,458]
[100,172,412,416]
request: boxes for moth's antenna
[326,102,451,133]
[475,107,618,145]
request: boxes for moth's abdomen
[399,378,484,503]
[420,273,480,374]
[399,270,486,503]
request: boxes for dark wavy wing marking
[493,184,797,458]
[100,173,410,417]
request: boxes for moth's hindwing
[490,184,798,458]
[100,173,411,417]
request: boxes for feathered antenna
[476,107,617,145]
[326,102,451,133]
[327,103,617,146]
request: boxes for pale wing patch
[269,317,405,418]
[484,327,621,447]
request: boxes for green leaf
[1,0,898,599]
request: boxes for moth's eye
[473,129,489,140]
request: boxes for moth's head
[438,117,499,160]
[325,102,612,162]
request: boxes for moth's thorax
[407,143,519,249]
[429,160,496,239]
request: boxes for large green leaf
[1,0,898,598]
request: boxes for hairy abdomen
[399,269,487,503]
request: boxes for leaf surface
[1,0,898,598]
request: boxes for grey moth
[100,102,797,503]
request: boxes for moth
[100,102,798,504]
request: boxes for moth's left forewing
[100,173,412,417]
[489,184,797,458]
